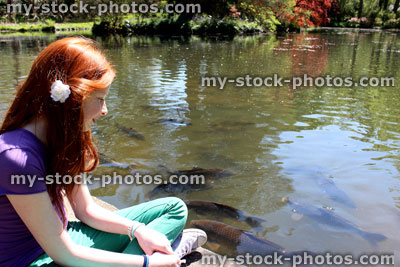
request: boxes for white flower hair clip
[50,80,71,103]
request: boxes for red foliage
[255,0,263,7]
[294,0,336,27]
[273,34,330,89]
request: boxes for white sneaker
[172,228,208,259]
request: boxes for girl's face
[82,86,109,131]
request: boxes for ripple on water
[1,33,400,256]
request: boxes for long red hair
[0,36,115,227]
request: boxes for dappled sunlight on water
[1,32,400,261]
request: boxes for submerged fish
[148,166,234,198]
[287,166,356,209]
[313,174,356,209]
[116,123,145,140]
[167,167,234,180]
[190,219,285,257]
[153,119,192,126]
[98,153,135,169]
[185,200,265,228]
[190,219,314,266]
[147,180,213,199]
[283,197,386,248]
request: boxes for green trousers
[28,197,188,266]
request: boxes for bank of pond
[2,16,400,37]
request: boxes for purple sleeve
[0,148,47,195]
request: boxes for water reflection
[0,32,399,257]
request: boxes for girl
[0,36,206,267]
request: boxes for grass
[0,22,51,32]
[0,21,94,32]
[55,22,94,30]
[0,30,92,37]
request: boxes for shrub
[238,2,280,32]
[382,18,400,28]
[345,17,369,27]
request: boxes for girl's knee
[164,197,188,217]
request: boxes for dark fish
[148,166,234,198]
[313,174,356,209]
[98,153,135,169]
[190,219,285,257]
[116,123,145,140]
[141,105,190,112]
[190,219,314,266]
[185,200,265,228]
[147,180,213,199]
[158,107,190,112]
[283,197,386,248]
[153,119,192,126]
[167,167,234,180]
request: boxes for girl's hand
[134,226,175,255]
[148,253,181,267]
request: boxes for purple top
[0,128,67,266]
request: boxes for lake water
[0,31,399,265]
